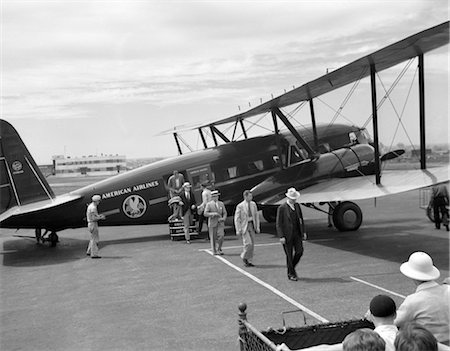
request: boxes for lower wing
[260,165,449,205]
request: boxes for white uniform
[86,203,102,257]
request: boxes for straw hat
[211,190,220,197]
[285,187,300,200]
[400,252,440,281]
[183,182,191,188]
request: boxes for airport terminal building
[52,154,127,177]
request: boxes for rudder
[0,119,54,214]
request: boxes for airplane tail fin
[0,119,54,214]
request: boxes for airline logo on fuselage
[123,195,147,218]
[101,180,159,200]
[12,160,24,174]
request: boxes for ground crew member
[86,194,105,259]
[234,190,260,267]
[431,183,449,231]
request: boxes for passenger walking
[234,190,260,267]
[204,190,227,255]
[180,182,196,244]
[167,170,185,198]
[197,182,212,238]
[276,187,307,281]
[395,251,450,345]
[431,183,449,231]
[86,194,105,259]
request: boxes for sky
[1,0,448,164]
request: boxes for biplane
[0,21,448,246]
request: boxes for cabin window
[247,160,264,174]
[223,166,238,180]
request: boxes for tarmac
[0,186,449,351]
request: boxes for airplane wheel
[332,201,362,231]
[49,232,59,247]
[262,207,277,223]
[426,204,435,222]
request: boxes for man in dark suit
[276,187,307,281]
[180,182,196,244]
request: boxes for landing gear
[35,229,59,246]
[332,201,362,231]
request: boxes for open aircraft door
[186,165,214,202]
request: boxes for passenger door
[186,165,214,202]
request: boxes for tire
[262,207,277,223]
[332,201,362,231]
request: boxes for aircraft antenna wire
[378,64,419,170]
[234,112,271,140]
[362,58,415,129]
[327,71,365,128]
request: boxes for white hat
[285,187,300,200]
[92,195,101,202]
[211,190,220,196]
[400,252,440,281]
[183,182,191,188]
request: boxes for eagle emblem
[122,195,147,218]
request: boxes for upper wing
[158,21,449,135]
[258,165,450,205]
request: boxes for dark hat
[369,295,396,318]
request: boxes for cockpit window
[288,145,307,165]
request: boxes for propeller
[380,149,405,162]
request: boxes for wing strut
[210,125,230,144]
[370,63,381,185]
[198,128,208,149]
[271,110,285,170]
[173,132,183,155]
[418,54,426,170]
[309,99,319,150]
[271,107,316,159]
[239,118,248,139]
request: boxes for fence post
[238,303,248,351]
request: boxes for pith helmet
[400,252,440,281]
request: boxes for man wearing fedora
[276,187,307,281]
[204,190,227,255]
[395,251,449,346]
[86,194,105,259]
[180,182,196,244]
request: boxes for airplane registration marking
[350,276,406,299]
[202,249,329,323]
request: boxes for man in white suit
[204,190,227,255]
[234,190,260,267]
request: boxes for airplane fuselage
[1,124,372,232]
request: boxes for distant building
[52,154,126,177]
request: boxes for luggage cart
[169,219,199,241]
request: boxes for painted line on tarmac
[202,249,329,323]
[350,276,406,299]
[209,242,280,251]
